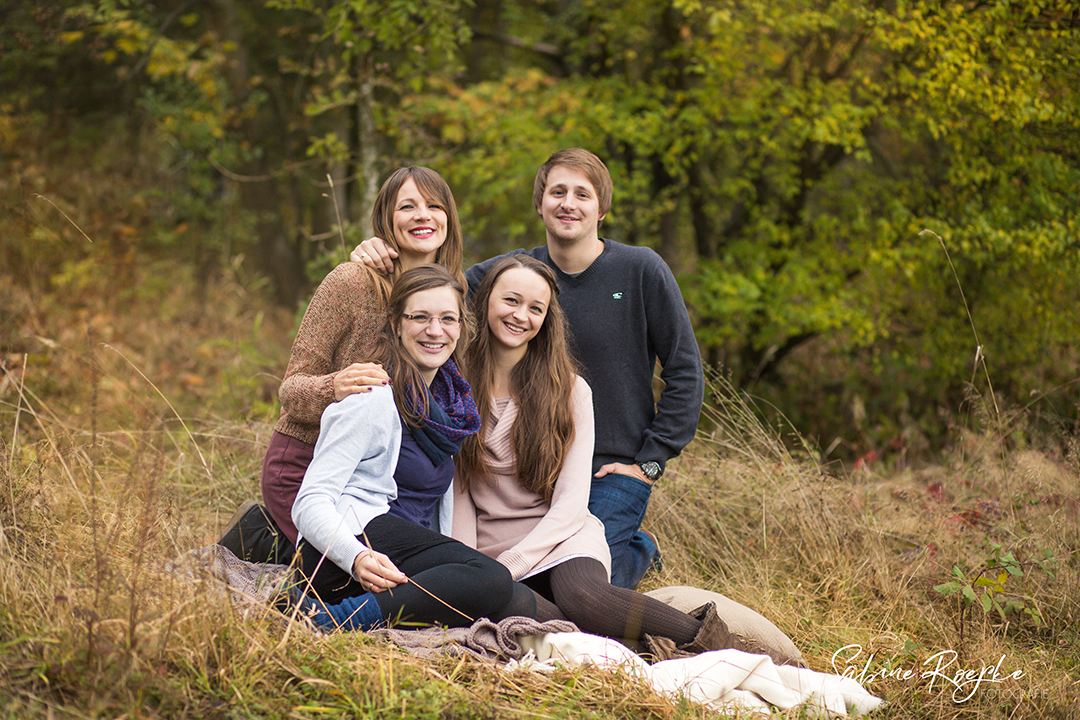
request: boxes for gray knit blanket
[169,545,578,662]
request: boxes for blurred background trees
[3,0,1079,460]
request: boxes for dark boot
[642,602,738,661]
[218,501,296,564]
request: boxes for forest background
[4,0,1080,460]
[2,2,1080,719]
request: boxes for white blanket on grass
[513,632,883,718]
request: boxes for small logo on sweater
[612,292,623,299]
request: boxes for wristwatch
[638,460,662,481]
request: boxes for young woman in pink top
[453,255,728,655]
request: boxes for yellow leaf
[181,373,205,388]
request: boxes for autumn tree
[392,0,1080,450]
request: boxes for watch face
[640,461,661,480]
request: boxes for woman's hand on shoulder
[353,549,408,593]
[351,237,397,274]
[333,362,390,401]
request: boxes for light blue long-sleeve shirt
[292,385,455,580]
[292,387,401,579]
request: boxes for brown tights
[525,557,700,644]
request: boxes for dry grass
[643,374,1080,719]
[0,261,722,719]
[3,331,1078,718]
[1,394,724,720]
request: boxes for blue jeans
[588,473,661,589]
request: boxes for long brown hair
[457,255,578,500]
[367,265,471,427]
[367,166,468,303]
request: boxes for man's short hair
[533,148,613,227]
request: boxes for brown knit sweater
[273,262,385,445]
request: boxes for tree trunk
[355,49,378,240]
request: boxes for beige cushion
[644,586,805,668]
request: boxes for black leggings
[298,513,535,627]
[525,557,700,644]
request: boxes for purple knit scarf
[407,358,480,465]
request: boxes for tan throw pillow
[644,585,806,668]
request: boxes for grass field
[2,264,1078,719]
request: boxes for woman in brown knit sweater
[259,167,469,549]
[452,255,732,657]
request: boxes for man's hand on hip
[594,461,652,485]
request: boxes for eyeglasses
[401,312,461,328]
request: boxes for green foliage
[267,0,471,167]
[387,1,1080,455]
[0,2,109,115]
[934,541,1057,649]
[62,2,250,259]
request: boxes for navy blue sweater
[467,239,704,475]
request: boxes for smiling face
[396,286,462,385]
[537,164,606,248]
[486,267,551,355]
[392,177,448,268]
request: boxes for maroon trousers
[260,431,315,546]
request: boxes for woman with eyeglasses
[248,167,469,555]
[290,264,536,629]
